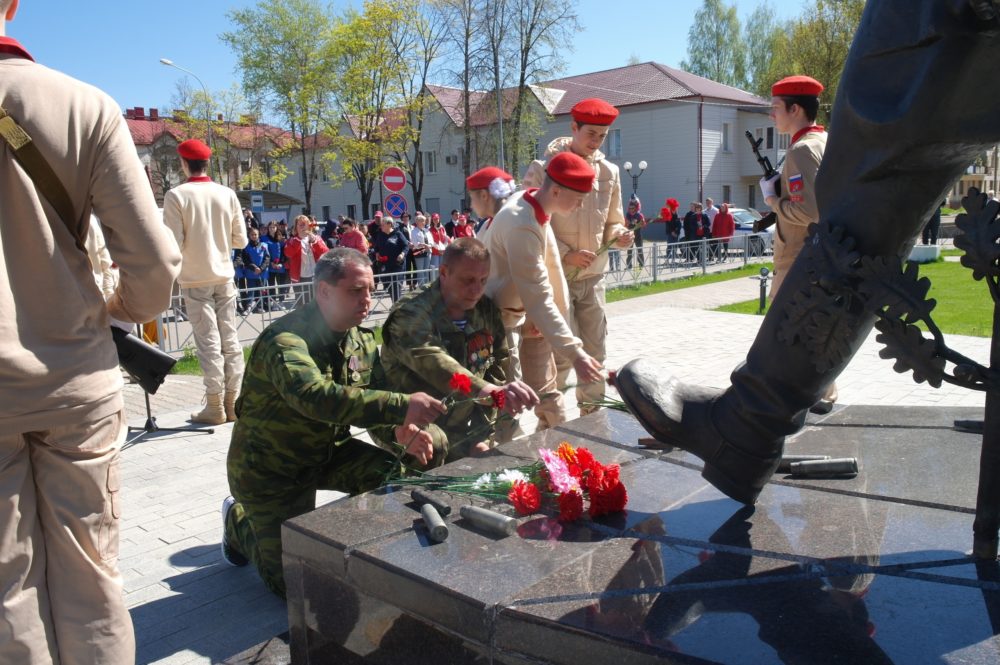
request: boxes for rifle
[745,130,779,233]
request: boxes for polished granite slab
[283,405,999,664]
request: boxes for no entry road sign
[382,167,406,193]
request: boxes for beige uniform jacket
[0,46,181,431]
[522,137,627,281]
[773,130,827,290]
[479,190,583,362]
[163,177,246,288]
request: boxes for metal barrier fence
[154,234,772,357]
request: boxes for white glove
[110,317,135,333]
[759,174,780,200]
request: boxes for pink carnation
[539,448,580,494]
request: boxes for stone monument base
[282,405,1000,664]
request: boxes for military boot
[191,393,226,425]
[224,390,239,423]
[619,0,1000,505]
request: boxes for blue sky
[8,0,803,115]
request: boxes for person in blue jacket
[241,226,271,312]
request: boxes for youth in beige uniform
[163,139,248,424]
[0,4,182,662]
[760,75,832,410]
[522,98,631,413]
[479,154,604,430]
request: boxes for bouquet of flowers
[391,441,628,523]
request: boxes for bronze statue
[618,1,1000,541]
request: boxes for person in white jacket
[163,138,248,425]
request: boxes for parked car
[727,207,773,255]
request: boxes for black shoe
[616,358,781,505]
[221,496,249,567]
[809,399,834,415]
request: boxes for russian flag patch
[789,174,804,193]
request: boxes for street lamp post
[159,58,215,179]
[622,160,648,196]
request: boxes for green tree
[681,0,747,89]
[388,0,449,211]
[327,0,412,217]
[222,0,338,214]
[506,0,579,176]
[744,2,786,98]
[439,0,482,191]
[788,0,865,124]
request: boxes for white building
[277,62,779,221]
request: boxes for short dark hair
[778,95,820,122]
[183,158,208,173]
[451,209,459,215]
[341,218,356,228]
[442,237,490,268]
[314,247,371,285]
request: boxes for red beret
[570,98,619,126]
[466,166,513,191]
[771,75,824,97]
[177,139,212,160]
[545,152,595,193]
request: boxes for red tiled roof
[542,62,767,113]
[425,84,486,127]
[126,115,295,150]
[424,62,767,128]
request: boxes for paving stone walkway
[120,272,989,664]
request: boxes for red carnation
[449,372,472,395]
[589,481,628,517]
[377,254,388,263]
[585,462,620,495]
[491,389,506,410]
[575,447,600,478]
[557,491,584,522]
[508,480,541,515]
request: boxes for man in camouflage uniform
[379,238,539,462]
[222,248,446,597]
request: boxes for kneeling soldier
[222,248,446,597]
[379,238,539,461]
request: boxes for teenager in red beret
[479,150,603,435]
[522,97,631,415]
[761,73,832,412]
[164,136,247,425]
[467,166,515,231]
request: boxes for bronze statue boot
[616,361,783,505]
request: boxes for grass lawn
[606,263,773,303]
[715,259,993,337]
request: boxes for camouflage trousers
[225,436,397,597]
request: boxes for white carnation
[497,469,528,486]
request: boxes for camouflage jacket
[232,302,409,472]
[378,280,507,444]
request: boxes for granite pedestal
[283,405,1000,664]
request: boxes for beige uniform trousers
[555,275,607,412]
[183,282,245,395]
[0,410,133,665]
[497,326,567,440]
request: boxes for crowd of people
[609,194,741,270]
[234,205,490,310]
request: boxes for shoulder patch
[788,174,804,193]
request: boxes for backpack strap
[0,105,87,253]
